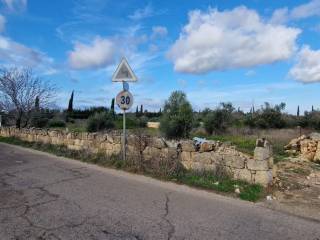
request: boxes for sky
[0,0,320,114]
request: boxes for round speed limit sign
[116,90,133,110]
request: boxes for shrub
[48,119,66,128]
[160,91,193,139]
[30,112,49,128]
[86,111,114,132]
[203,103,234,134]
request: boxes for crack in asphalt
[163,193,175,240]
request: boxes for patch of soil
[263,157,320,221]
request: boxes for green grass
[0,136,264,202]
[175,171,264,201]
[206,135,256,156]
[192,134,289,163]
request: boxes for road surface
[0,143,319,240]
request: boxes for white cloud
[0,35,50,67]
[129,4,154,20]
[271,0,320,24]
[151,26,168,39]
[68,36,115,70]
[168,7,301,74]
[1,0,27,12]
[289,46,320,83]
[291,0,320,20]
[0,14,6,32]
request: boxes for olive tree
[160,91,193,139]
[0,68,55,128]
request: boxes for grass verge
[0,136,264,202]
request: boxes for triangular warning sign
[112,58,138,82]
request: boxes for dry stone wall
[285,132,320,162]
[0,127,274,186]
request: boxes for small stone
[266,195,273,201]
[214,182,219,185]
[318,196,320,199]
[306,176,310,180]
[235,188,240,194]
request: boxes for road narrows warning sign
[112,58,137,82]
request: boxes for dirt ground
[262,157,320,221]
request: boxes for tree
[297,105,300,117]
[110,98,115,118]
[203,102,234,134]
[35,96,40,112]
[135,105,139,117]
[160,91,193,139]
[140,104,143,115]
[0,68,55,128]
[67,91,74,112]
[312,105,314,112]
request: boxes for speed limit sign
[116,90,133,110]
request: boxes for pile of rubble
[284,132,320,162]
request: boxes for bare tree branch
[0,67,56,128]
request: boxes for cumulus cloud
[151,26,168,39]
[68,36,115,70]
[289,46,320,83]
[1,0,27,12]
[168,7,301,74]
[0,14,6,32]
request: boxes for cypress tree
[135,106,139,117]
[111,98,115,112]
[140,104,143,115]
[312,105,314,112]
[35,96,40,112]
[67,91,74,112]
[297,105,300,117]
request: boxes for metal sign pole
[122,109,126,162]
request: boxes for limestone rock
[223,154,245,169]
[180,151,192,162]
[247,159,269,171]
[252,170,273,186]
[180,140,196,152]
[314,142,320,161]
[310,132,320,141]
[232,168,252,182]
[149,137,166,149]
[199,142,214,152]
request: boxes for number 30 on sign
[116,90,133,110]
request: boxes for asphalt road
[1,143,320,240]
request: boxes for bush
[30,113,49,128]
[160,91,193,139]
[204,103,234,134]
[48,119,66,128]
[86,111,114,132]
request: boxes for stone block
[181,161,192,169]
[180,140,196,152]
[254,147,272,161]
[180,151,192,162]
[223,154,245,169]
[199,142,214,152]
[252,170,273,186]
[314,142,320,161]
[149,137,166,149]
[233,169,252,183]
[247,159,269,171]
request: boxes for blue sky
[1,0,320,113]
